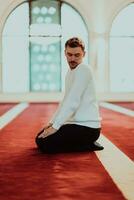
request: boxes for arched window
[109,3,134,92]
[2,0,88,93]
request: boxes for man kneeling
[35,37,104,153]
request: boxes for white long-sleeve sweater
[50,63,101,130]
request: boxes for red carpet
[0,103,125,200]
[0,103,17,116]
[100,107,134,160]
[109,102,134,111]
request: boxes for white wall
[0,0,134,102]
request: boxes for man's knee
[35,135,44,149]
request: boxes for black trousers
[35,124,101,153]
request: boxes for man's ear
[83,51,86,57]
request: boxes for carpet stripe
[100,102,134,117]
[100,106,134,160]
[96,135,134,200]
[0,102,29,130]
[111,102,134,111]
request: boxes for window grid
[29,0,61,92]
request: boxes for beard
[69,61,78,69]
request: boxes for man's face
[65,46,85,70]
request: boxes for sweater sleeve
[49,98,65,124]
[52,67,90,130]
[49,71,69,124]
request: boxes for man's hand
[38,126,57,138]
[43,123,53,130]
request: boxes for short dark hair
[65,37,85,51]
